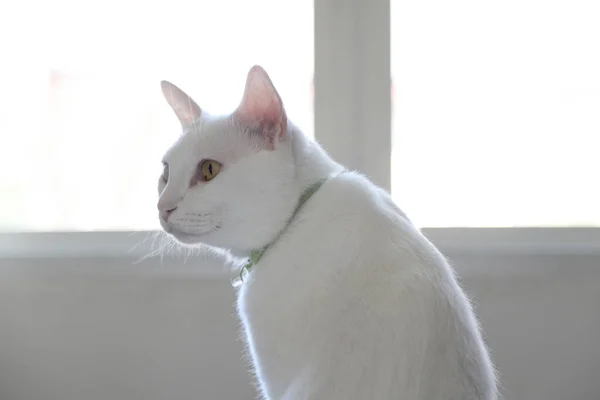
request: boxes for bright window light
[0,0,313,232]
[391,0,600,227]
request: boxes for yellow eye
[199,159,221,181]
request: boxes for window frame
[3,0,599,261]
[2,227,599,261]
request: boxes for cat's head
[157,66,299,252]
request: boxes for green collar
[233,174,335,286]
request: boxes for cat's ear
[233,65,287,150]
[160,80,202,126]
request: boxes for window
[2,0,599,240]
[0,0,313,232]
[391,0,600,227]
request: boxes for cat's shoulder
[322,170,381,203]
[321,171,403,218]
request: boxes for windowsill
[421,227,600,256]
[1,227,599,259]
[1,228,598,281]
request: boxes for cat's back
[241,171,497,400]
[294,171,498,399]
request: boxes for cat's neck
[288,122,344,192]
[228,125,341,259]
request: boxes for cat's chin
[164,227,241,254]
[166,230,207,246]
[159,224,206,246]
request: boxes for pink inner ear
[161,81,202,125]
[234,66,286,128]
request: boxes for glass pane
[0,0,313,232]
[391,0,600,227]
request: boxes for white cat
[157,66,498,400]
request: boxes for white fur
[158,68,498,400]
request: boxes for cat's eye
[199,159,221,181]
[162,164,169,182]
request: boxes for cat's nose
[158,199,178,221]
[159,206,177,221]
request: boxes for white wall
[1,251,599,400]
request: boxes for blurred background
[2,0,598,231]
[0,0,599,399]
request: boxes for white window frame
[2,0,599,264]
